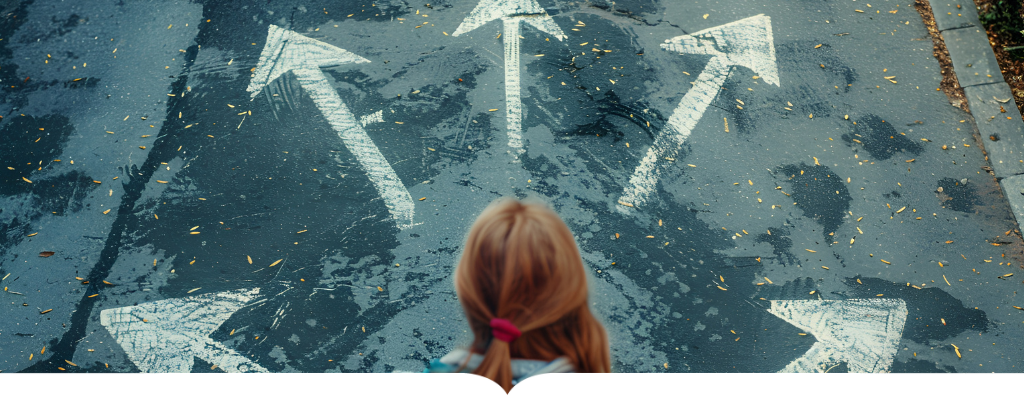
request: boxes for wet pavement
[2,0,1022,374]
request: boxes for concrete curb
[943,26,1004,87]
[929,1,1024,228]
[930,2,983,32]
[963,83,1024,178]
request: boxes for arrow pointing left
[100,288,268,373]
[248,25,415,229]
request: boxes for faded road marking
[617,15,779,213]
[248,25,415,229]
[454,0,566,161]
[769,298,908,373]
[100,288,268,373]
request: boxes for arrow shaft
[617,58,732,212]
[503,17,524,158]
[292,67,415,229]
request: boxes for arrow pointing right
[100,288,267,373]
[768,298,908,373]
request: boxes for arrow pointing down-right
[769,298,908,373]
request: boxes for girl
[423,198,611,392]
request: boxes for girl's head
[454,198,611,391]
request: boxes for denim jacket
[422,348,574,386]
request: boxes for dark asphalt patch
[0,0,32,106]
[1,114,75,196]
[0,114,95,253]
[754,226,798,266]
[777,163,851,244]
[23,171,95,216]
[841,114,923,160]
[51,13,84,37]
[936,177,980,213]
[525,15,667,142]
[845,276,989,346]
[558,90,663,142]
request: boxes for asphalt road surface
[2,0,1022,374]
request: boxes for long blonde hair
[453,198,611,392]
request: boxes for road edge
[928,0,1024,232]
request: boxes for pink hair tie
[490,318,521,343]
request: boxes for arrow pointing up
[617,15,779,213]
[452,0,566,40]
[100,288,267,373]
[248,25,415,229]
[453,0,565,160]
[768,299,908,373]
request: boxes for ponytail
[474,339,515,392]
[454,198,612,392]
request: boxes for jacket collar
[439,348,574,381]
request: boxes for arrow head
[100,288,263,373]
[247,25,371,98]
[453,0,565,40]
[662,14,779,86]
[769,299,908,373]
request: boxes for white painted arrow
[100,288,267,373]
[617,15,779,213]
[453,0,566,160]
[768,299,908,373]
[247,25,415,229]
